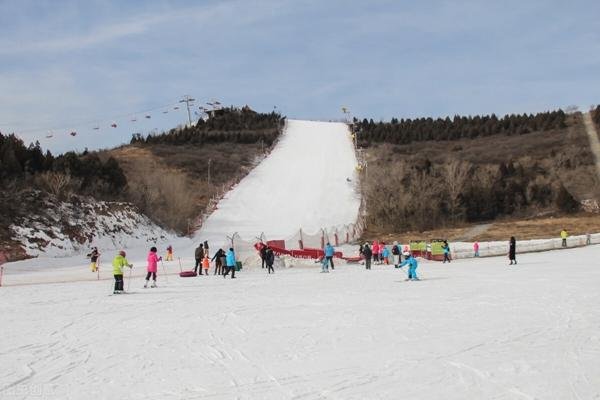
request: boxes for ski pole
[97,256,100,281]
[178,257,183,273]
[127,265,133,292]
[161,259,168,283]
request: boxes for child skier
[319,255,329,273]
[399,252,419,281]
[381,244,390,265]
[372,240,380,264]
[201,255,210,276]
[473,241,480,257]
[145,247,162,288]
[166,245,174,261]
[87,247,100,272]
[112,250,132,294]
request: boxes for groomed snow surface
[2,245,599,399]
[197,119,361,248]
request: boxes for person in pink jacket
[145,246,162,288]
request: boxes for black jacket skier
[194,244,204,274]
[265,247,275,273]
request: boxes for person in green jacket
[112,250,132,294]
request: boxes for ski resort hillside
[194,119,362,253]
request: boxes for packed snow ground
[2,245,599,399]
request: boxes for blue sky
[1,0,599,154]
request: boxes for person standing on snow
[473,241,480,257]
[391,241,401,268]
[211,248,225,275]
[560,229,568,248]
[372,240,380,264]
[87,247,100,272]
[265,246,275,274]
[381,243,390,265]
[324,242,335,270]
[509,236,517,265]
[201,255,210,276]
[442,241,451,263]
[362,242,373,270]
[144,247,162,288]
[203,240,210,259]
[399,252,419,281]
[112,250,132,294]
[223,247,237,279]
[194,243,204,275]
[259,242,268,269]
[165,245,174,261]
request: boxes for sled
[342,256,363,264]
[179,270,197,277]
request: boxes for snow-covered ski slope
[2,246,600,399]
[196,119,361,248]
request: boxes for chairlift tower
[179,95,196,126]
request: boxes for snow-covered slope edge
[8,193,174,258]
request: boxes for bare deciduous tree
[443,161,471,223]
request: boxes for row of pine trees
[131,107,285,146]
[354,110,567,145]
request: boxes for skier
[223,247,236,279]
[442,241,451,263]
[194,243,204,275]
[112,250,132,294]
[509,236,517,265]
[166,245,174,261]
[259,242,267,269]
[203,240,210,259]
[399,252,419,281]
[362,242,373,270]
[324,242,335,270]
[560,229,568,248]
[219,249,227,276]
[372,240,380,263]
[381,243,390,265]
[87,247,100,272]
[473,241,480,257]
[201,255,210,276]
[144,246,162,288]
[265,246,275,274]
[211,248,225,275]
[318,256,329,273]
[391,241,401,268]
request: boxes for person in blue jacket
[442,241,451,263]
[324,242,335,270]
[223,247,236,279]
[399,252,419,281]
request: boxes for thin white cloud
[0,2,234,55]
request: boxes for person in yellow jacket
[87,247,100,272]
[560,229,568,248]
[112,250,133,294]
[165,245,174,261]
